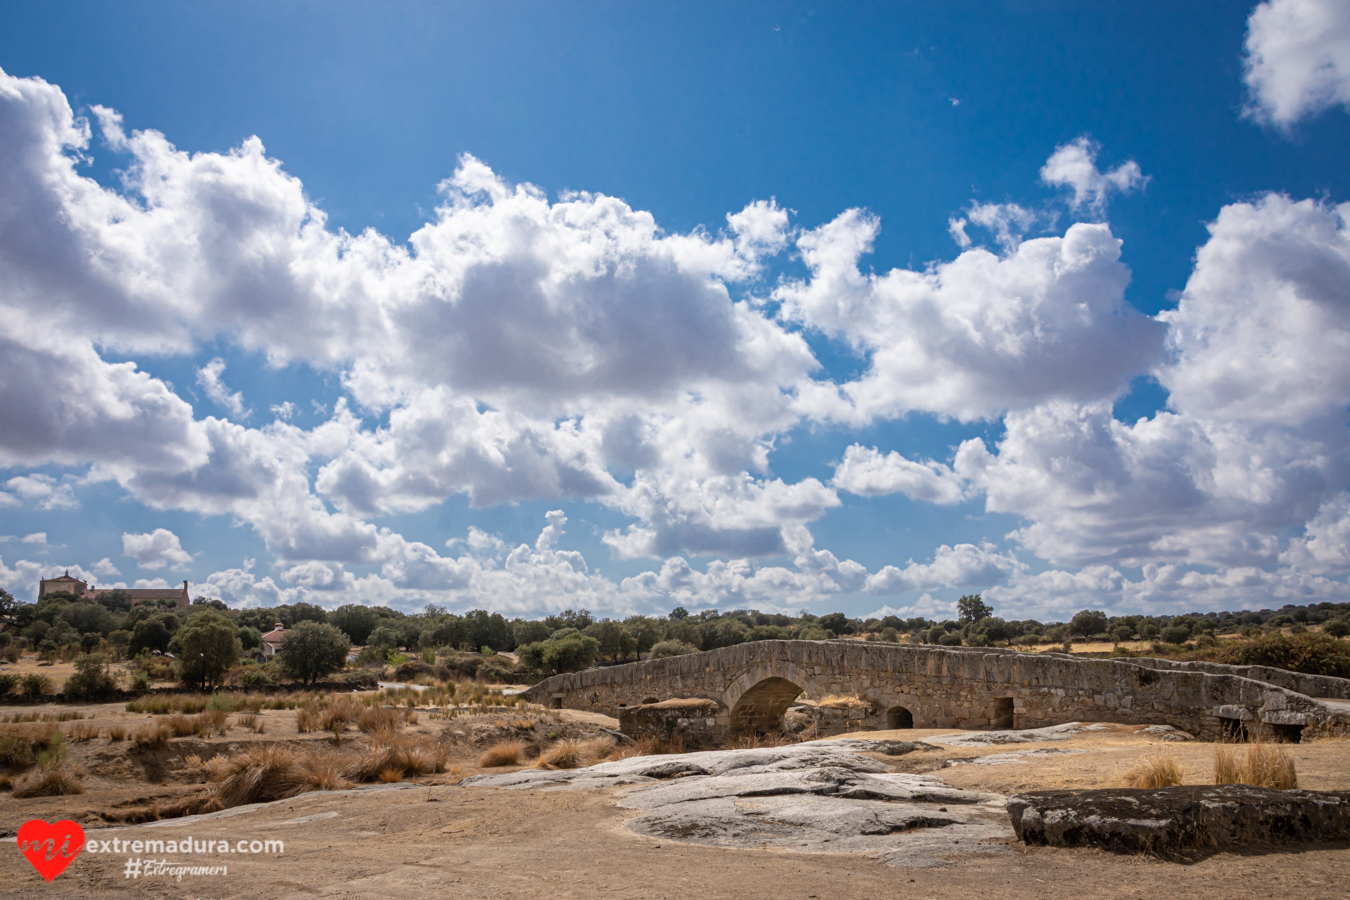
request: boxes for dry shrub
[294,748,347,792]
[107,725,128,741]
[0,723,59,768]
[99,795,221,824]
[1214,739,1298,789]
[536,737,600,770]
[235,713,258,729]
[319,699,363,733]
[210,744,352,807]
[165,714,200,738]
[478,740,525,768]
[201,708,229,735]
[378,767,403,783]
[132,723,171,751]
[67,722,101,742]
[1122,750,1184,788]
[358,707,402,734]
[344,733,449,782]
[0,774,11,791]
[296,708,317,733]
[512,718,535,731]
[13,765,84,798]
[12,733,82,799]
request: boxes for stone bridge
[522,640,1350,742]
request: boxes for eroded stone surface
[926,722,1106,746]
[1008,784,1350,853]
[943,748,1084,767]
[461,741,1013,867]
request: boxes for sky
[1,0,1349,622]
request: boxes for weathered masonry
[522,640,1350,742]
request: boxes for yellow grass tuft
[210,744,353,807]
[816,694,872,710]
[357,707,402,734]
[478,740,525,768]
[343,733,448,782]
[1122,750,1184,789]
[537,738,596,769]
[131,723,172,751]
[1214,739,1298,789]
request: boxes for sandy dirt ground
[2,699,1348,899]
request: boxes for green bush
[648,640,699,660]
[0,673,16,695]
[239,668,274,686]
[342,670,379,689]
[176,611,242,690]
[63,654,118,700]
[1324,619,1350,639]
[1160,625,1191,644]
[1210,632,1350,679]
[519,633,602,673]
[938,633,963,647]
[278,622,351,686]
[20,673,50,698]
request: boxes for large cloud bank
[1,69,1348,618]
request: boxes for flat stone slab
[461,740,1014,867]
[927,722,1108,746]
[1007,785,1350,853]
[943,748,1084,767]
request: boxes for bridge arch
[886,705,914,729]
[728,676,804,732]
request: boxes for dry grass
[210,744,354,808]
[378,767,403,783]
[607,736,659,760]
[66,722,101,742]
[319,699,364,733]
[0,723,60,768]
[358,707,402,734]
[131,723,171,750]
[535,736,614,769]
[344,733,449,782]
[1214,739,1298,789]
[235,713,266,733]
[12,765,84,798]
[97,795,221,824]
[1122,750,1185,788]
[816,694,872,710]
[478,740,525,768]
[106,724,128,741]
[163,710,229,738]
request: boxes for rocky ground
[3,703,1350,898]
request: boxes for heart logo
[17,819,84,882]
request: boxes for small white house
[260,622,290,658]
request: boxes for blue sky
[2,0,1349,621]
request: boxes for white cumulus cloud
[1244,0,1350,127]
[122,528,194,571]
[1039,136,1147,214]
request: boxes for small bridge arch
[727,676,804,732]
